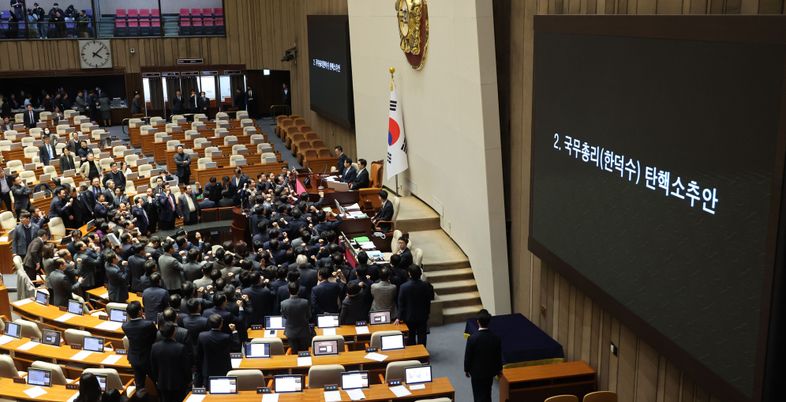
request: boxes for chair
[14,319,42,339]
[257,143,273,154]
[311,335,345,353]
[185,130,199,140]
[125,181,137,197]
[197,157,212,170]
[112,145,128,157]
[99,157,114,172]
[412,248,424,267]
[236,110,249,120]
[204,146,220,157]
[215,112,229,120]
[260,153,277,164]
[544,396,579,402]
[383,360,422,382]
[125,154,140,167]
[0,141,12,151]
[49,217,66,241]
[14,114,23,124]
[80,123,93,134]
[137,164,153,178]
[250,134,265,145]
[223,135,238,146]
[307,364,345,389]
[4,130,17,141]
[214,128,229,137]
[229,155,246,167]
[30,361,68,385]
[232,144,247,154]
[60,177,75,188]
[378,196,401,233]
[106,302,128,311]
[6,160,22,173]
[0,355,20,378]
[226,370,265,391]
[240,118,253,127]
[249,338,286,355]
[64,328,91,345]
[91,129,106,143]
[583,391,617,402]
[243,126,258,136]
[193,137,209,149]
[369,331,404,349]
[166,140,182,151]
[23,145,38,159]
[193,114,207,122]
[154,132,168,143]
[19,170,36,185]
[82,368,123,391]
[21,137,34,147]
[0,212,15,231]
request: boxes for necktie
[186,195,195,212]
[29,111,33,122]
[169,195,175,210]
[142,208,148,223]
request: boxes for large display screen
[307,15,354,128]
[530,17,786,401]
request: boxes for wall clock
[79,39,112,69]
[396,0,429,70]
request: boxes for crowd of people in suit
[7,1,92,39]
[1,87,113,127]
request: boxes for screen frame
[369,311,391,325]
[404,365,433,385]
[306,14,355,129]
[108,309,127,323]
[313,339,340,356]
[264,316,285,330]
[243,342,270,358]
[528,15,786,402]
[27,368,52,387]
[34,290,48,305]
[68,299,84,316]
[41,329,61,346]
[317,314,340,329]
[82,336,105,352]
[273,374,304,393]
[6,322,21,338]
[340,371,370,390]
[208,376,238,394]
[380,334,405,351]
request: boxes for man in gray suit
[22,228,48,281]
[12,212,38,262]
[49,258,76,307]
[370,267,398,319]
[158,242,184,294]
[280,282,312,352]
[182,249,203,282]
[177,185,201,226]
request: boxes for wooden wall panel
[503,0,785,401]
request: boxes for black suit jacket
[105,264,129,303]
[128,254,147,292]
[122,318,158,367]
[336,154,349,175]
[188,95,199,111]
[398,279,434,324]
[151,338,193,391]
[341,167,357,183]
[196,329,240,386]
[311,281,344,316]
[351,169,370,190]
[242,284,275,325]
[182,314,209,356]
[39,143,56,166]
[23,110,37,128]
[59,154,76,171]
[464,329,503,378]
[375,200,394,232]
[142,286,169,320]
[172,96,184,114]
[48,269,74,307]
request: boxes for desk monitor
[86,219,96,231]
[264,316,286,330]
[208,377,237,394]
[5,322,21,338]
[41,329,61,346]
[34,290,48,305]
[274,375,303,393]
[380,334,405,351]
[313,339,339,356]
[96,375,107,392]
[243,342,270,358]
[317,314,340,329]
[68,299,84,315]
[369,311,391,325]
[83,336,105,352]
[405,365,433,385]
[27,368,52,387]
[108,309,127,323]
[341,371,369,390]
[334,199,347,215]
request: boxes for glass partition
[2,0,94,39]
[93,0,224,38]
[159,0,223,37]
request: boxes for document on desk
[345,389,366,401]
[95,321,123,331]
[13,298,32,306]
[230,358,241,369]
[101,354,123,365]
[345,203,361,211]
[355,326,369,335]
[23,386,47,398]
[71,350,93,361]
[364,352,388,362]
[409,384,426,391]
[389,385,412,398]
[261,394,279,402]
[322,328,336,336]
[297,356,312,367]
[55,312,76,322]
[324,390,342,402]
[17,341,39,351]
[358,241,376,250]
[100,291,109,299]
[0,335,15,345]
[184,394,206,402]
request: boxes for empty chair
[0,211,16,231]
[214,127,229,137]
[544,396,579,402]
[106,302,128,311]
[166,140,182,151]
[193,113,207,122]
[23,145,38,159]
[99,157,114,172]
[304,132,319,141]
[5,160,22,174]
[250,134,265,145]
[412,247,423,267]
[19,170,36,185]
[170,115,186,123]
[229,155,246,167]
[21,137,34,147]
[243,126,258,136]
[197,157,212,170]
[204,146,220,158]
[80,123,94,133]
[583,391,617,402]
[43,165,57,177]
[30,128,44,138]
[307,364,345,389]
[125,181,137,196]
[0,140,12,151]
[64,328,91,345]
[112,145,128,157]
[185,130,199,140]
[82,368,123,391]
[249,338,285,355]
[235,110,249,120]
[223,135,238,145]
[128,118,143,128]
[14,319,42,339]
[226,370,265,391]
[260,153,277,164]
[137,164,153,178]
[0,355,20,378]
[311,335,345,353]
[140,125,155,135]
[4,130,18,141]
[193,137,209,149]
[154,132,169,143]
[14,113,23,123]
[240,118,253,127]
[231,144,247,154]
[30,361,68,385]
[91,129,107,143]
[55,142,67,154]
[49,217,66,241]
[215,112,229,120]
[60,177,76,188]
[370,330,404,349]
[125,154,140,167]
[384,360,422,382]
[257,143,273,154]
[150,116,165,125]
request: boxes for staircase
[394,196,484,324]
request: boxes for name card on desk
[389,385,412,397]
[71,350,93,361]
[261,394,279,402]
[355,326,370,335]
[345,389,366,401]
[23,386,48,398]
[17,341,39,351]
[55,313,76,322]
[185,394,206,402]
[324,390,342,402]
[364,352,388,362]
[95,321,122,331]
[0,335,15,345]
[101,355,123,365]
[322,328,337,336]
[264,330,278,338]
[13,298,32,306]
[296,356,312,367]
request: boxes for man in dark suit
[196,314,240,388]
[0,169,13,213]
[281,282,312,353]
[464,309,502,402]
[177,185,200,225]
[340,159,357,183]
[351,159,371,190]
[182,298,209,357]
[48,187,71,220]
[158,184,178,230]
[311,268,344,317]
[105,258,129,303]
[122,301,158,388]
[198,91,210,116]
[174,146,192,186]
[132,197,150,235]
[128,245,148,293]
[373,190,395,232]
[201,293,236,332]
[22,229,47,281]
[171,90,185,115]
[242,271,275,325]
[11,175,31,218]
[12,212,38,262]
[187,90,198,112]
[397,265,434,346]
[142,273,169,320]
[334,146,349,175]
[59,146,76,171]
[103,162,126,191]
[49,258,75,307]
[151,322,193,402]
[339,281,369,325]
[39,135,56,166]
[22,104,37,128]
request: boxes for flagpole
[389,66,401,197]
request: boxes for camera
[281,47,297,62]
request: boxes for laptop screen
[41,329,61,346]
[369,311,391,325]
[265,316,286,330]
[313,340,339,356]
[380,334,405,351]
[67,300,83,315]
[243,342,270,358]
[208,377,237,394]
[5,322,20,338]
[96,375,107,392]
[274,375,303,393]
[27,368,52,387]
[405,365,433,385]
[317,314,339,328]
[108,309,127,323]
[341,371,369,390]
[83,336,105,352]
[34,290,48,305]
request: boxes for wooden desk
[186,376,454,402]
[0,284,10,318]
[247,323,408,342]
[0,377,78,402]
[193,162,288,188]
[0,335,131,370]
[498,361,596,402]
[86,287,143,306]
[12,298,125,345]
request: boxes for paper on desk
[17,341,39,351]
[345,389,366,401]
[101,354,123,365]
[297,356,312,367]
[389,385,412,398]
[55,312,76,322]
[349,212,368,219]
[184,394,206,402]
[95,321,123,331]
[0,236,8,242]
[71,350,93,361]
[264,330,278,338]
[261,394,279,402]
[14,298,32,306]
[355,326,369,335]
[345,203,361,211]
[100,292,109,299]
[0,335,15,345]
[322,328,336,336]
[230,358,241,369]
[358,242,376,250]
[324,390,342,402]
[409,384,426,391]
[23,386,47,398]
[364,352,388,362]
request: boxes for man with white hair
[177,185,201,225]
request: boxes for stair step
[424,267,474,283]
[439,291,481,308]
[432,279,478,294]
[396,216,441,232]
[442,304,484,324]
[423,260,471,272]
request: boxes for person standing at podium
[464,309,502,402]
